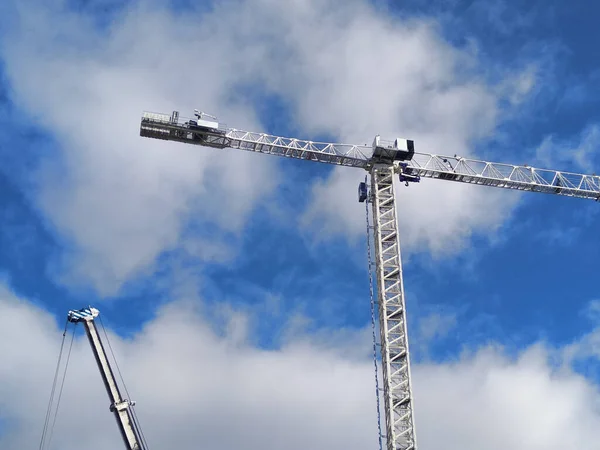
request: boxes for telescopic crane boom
[139,110,600,450]
[67,307,146,450]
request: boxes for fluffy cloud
[1,288,600,450]
[414,308,457,356]
[415,345,600,450]
[0,288,377,450]
[235,0,528,254]
[0,1,281,296]
[0,288,600,450]
[536,124,600,172]
[302,168,518,255]
[0,0,534,295]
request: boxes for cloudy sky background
[1,0,600,449]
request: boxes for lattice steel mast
[370,165,416,448]
[139,110,600,450]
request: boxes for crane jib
[140,110,600,201]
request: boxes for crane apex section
[372,135,415,163]
[188,109,220,130]
[67,306,100,322]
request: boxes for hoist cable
[39,319,68,450]
[365,175,383,450]
[99,315,149,450]
[45,323,77,450]
[131,408,149,450]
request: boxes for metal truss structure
[139,110,600,450]
[68,307,146,450]
[371,166,416,449]
[141,111,600,201]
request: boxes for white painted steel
[141,111,600,201]
[68,308,144,450]
[84,320,142,450]
[371,166,416,450]
[140,109,600,450]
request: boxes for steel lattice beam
[141,111,600,201]
[371,166,416,450]
[139,109,600,450]
[68,308,145,450]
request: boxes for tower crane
[139,110,600,450]
[67,307,147,450]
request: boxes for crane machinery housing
[139,109,600,450]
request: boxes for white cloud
[502,64,538,106]
[536,124,600,172]
[414,308,457,355]
[415,344,600,450]
[0,0,537,295]
[227,0,528,254]
[466,0,545,36]
[2,286,600,450]
[302,167,519,256]
[583,299,600,324]
[1,1,281,296]
[0,288,377,450]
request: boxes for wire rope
[39,319,68,450]
[45,324,77,449]
[365,175,384,450]
[99,315,149,450]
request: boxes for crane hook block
[358,182,368,202]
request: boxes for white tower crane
[139,110,600,450]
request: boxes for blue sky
[0,0,597,355]
[1,0,600,449]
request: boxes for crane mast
[371,165,416,448]
[67,307,146,450]
[139,109,600,450]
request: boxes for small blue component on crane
[358,182,368,202]
[398,163,420,186]
[399,173,421,183]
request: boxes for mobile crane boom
[139,109,600,450]
[67,307,146,450]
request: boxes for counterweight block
[372,135,415,163]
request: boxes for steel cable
[99,315,149,450]
[39,319,68,450]
[45,324,77,449]
[365,175,384,450]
